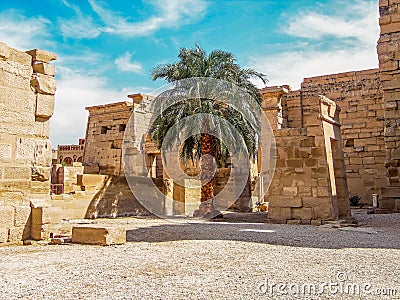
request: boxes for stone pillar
[0,43,57,242]
[259,86,289,129]
[378,0,400,211]
[267,96,350,224]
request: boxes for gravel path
[0,213,399,300]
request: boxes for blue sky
[0,0,379,146]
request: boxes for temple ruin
[0,0,399,242]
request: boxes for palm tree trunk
[193,132,215,217]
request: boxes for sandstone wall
[267,96,350,224]
[83,101,133,175]
[57,139,84,165]
[285,69,385,204]
[83,94,154,176]
[0,42,56,242]
[378,0,400,211]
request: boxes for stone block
[291,207,313,220]
[302,196,332,208]
[287,219,301,225]
[76,174,106,189]
[72,226,126,246]
[268,207,291,220]
[26,49,57,63]
[31,74,56,95]
[35,93,54,120]
[269,196,302,207]
[312,187,330,197]
[311,219,322,226]
[33,62,55,76]
[312,205,334,220]
[0,228,8,243]
[14,206,31,227]
[8,226,29,242]
[9,48,32,65]
[31,224,47,240]
[0,144,12,162]
[31,206,62,225]
[4,166,32,180]
[306,125,322,136]
[286,159,303,168]
[0,206,15,228]
[282,186,298,196]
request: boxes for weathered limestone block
[291,207,313,220]
[31,206,62,226]
[8,226,29,242]
[26,49,57,63]
[0,88,36,119]
[9,48,31,65]
[0,206,14,228]
[30,225,47,241]
[31,73,56,95]
[31,205,62,240]
[313,206,334,220]
[72,226,126,246]
[0,60,32,79]
[31,119,51,138]
[15,138,35,163]
[0,42,10,60]
[4,166,31,180]
[0,228,8,243]
[0,144,12,162]
[35,93,54,120]
[269,196,302,208]
[1,67,31,90]
[32,62,55,76]
[76,174,106,189]
[14,206,31,227]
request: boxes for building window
[345,139,354,147]
[64,157,72,165]
[119,124,126,132]
[101,126,108,134]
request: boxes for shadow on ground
[126,214,400,250]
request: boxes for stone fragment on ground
[72,225,126,246]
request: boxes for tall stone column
[378,0,400,211]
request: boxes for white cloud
[114,52,143,73]
[250,0,379,90]
[59,16,101,39]
[88,0,208,37]
[249,47,378,90]
[0,9,52,50]
[51,66,152,146]
[58,0,101,39]
[282,0,379,45]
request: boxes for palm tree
[150,44,267,216]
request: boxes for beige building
[57,138,85,166]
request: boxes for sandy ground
[0,212,399,300]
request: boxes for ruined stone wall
[267,96,350,224]
[83,94,154,176]
[285,69,386,204]
[0,42,56,242]
[378,0,400,211]
[83,101,133,175]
